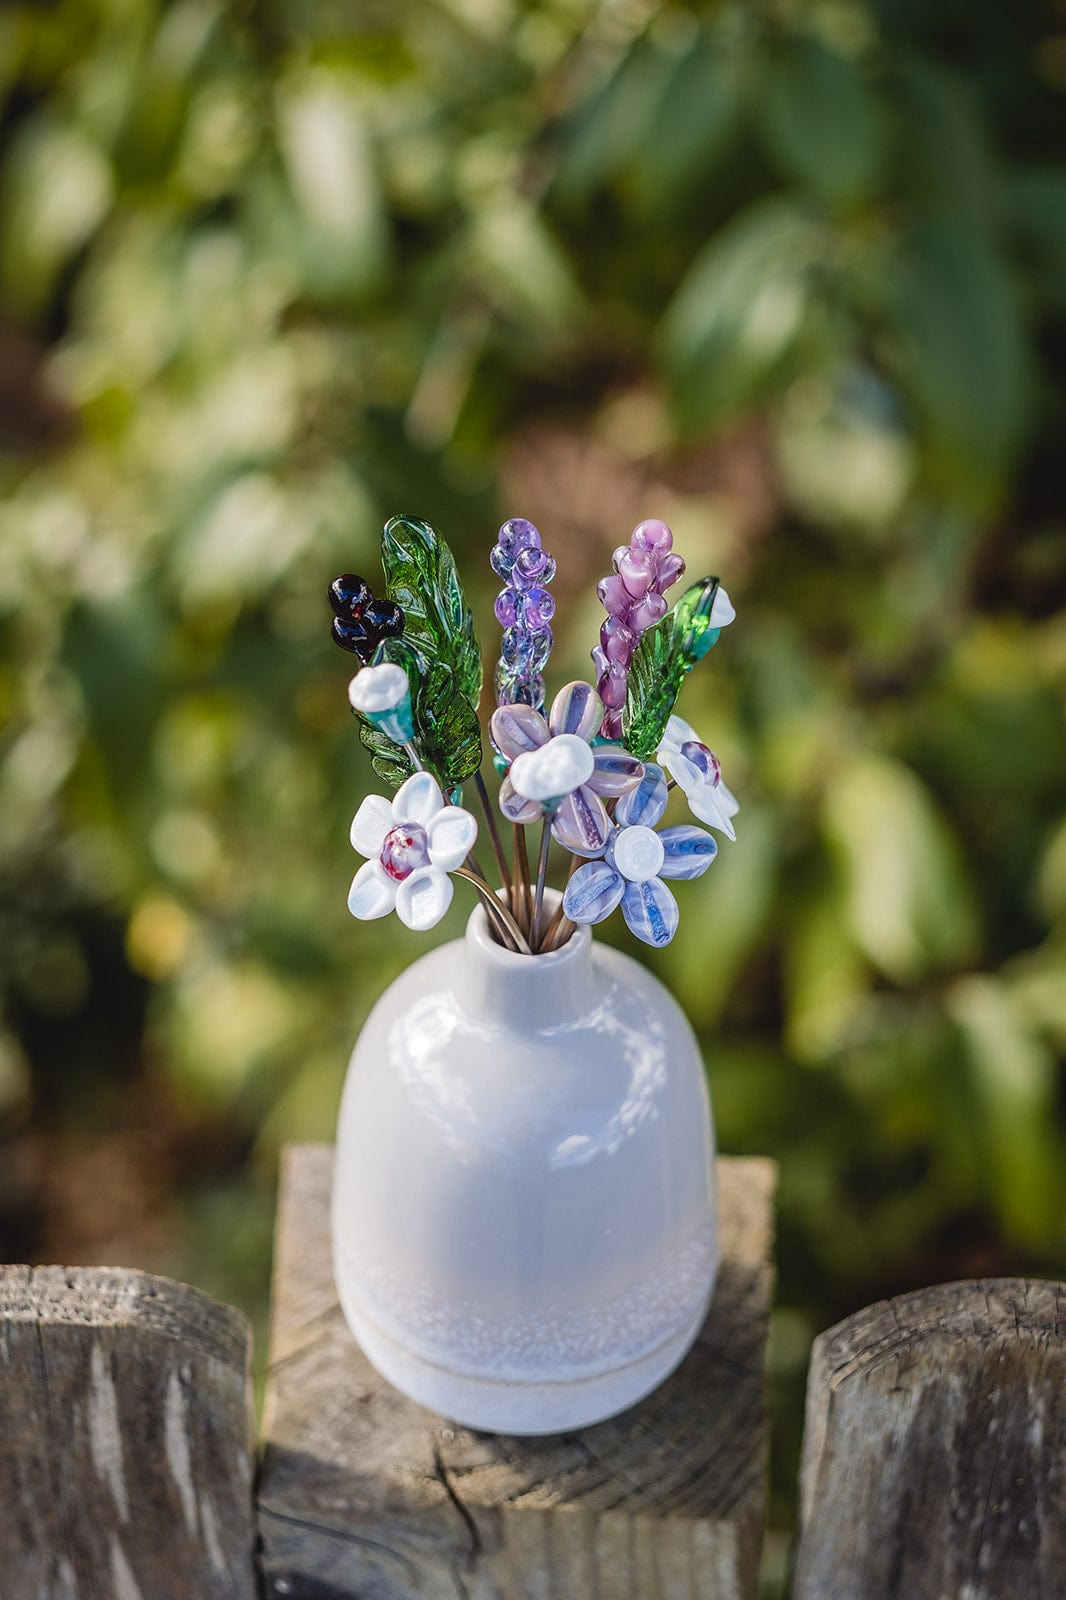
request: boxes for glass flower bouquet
[329,514,736,1434]
[331,514,736,958]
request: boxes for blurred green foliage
[1,0,1065,1573]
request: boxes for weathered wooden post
[257,1144,776,1600]
[0,1265,258,1600]
[793,1278,1066,1599]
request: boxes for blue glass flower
[561,764,716,947]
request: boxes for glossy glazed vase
[331,898,717,1435]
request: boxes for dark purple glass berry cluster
[329,572,404,663]
[490,518,556,713]
[592,520,685,738]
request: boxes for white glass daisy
[656,714,739,841]
[347,771,478,931]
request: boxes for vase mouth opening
[468,888,590,966]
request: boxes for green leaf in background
[354,638,482,791]
[628,35,746,214]
[824,754,979,984]
[758,36,889,205]
[947,976,1062,1246]
[380,514,482,707]
[622,577,723,760]
[659,199,825,433]
[891,220,1030,504]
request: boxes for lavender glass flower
[562,765,716,947]
[593,519,686,739]
[490,681,643,854]
[492,517,556,714]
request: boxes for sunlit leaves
[824,755,978,984]
[947,978,1062,1245]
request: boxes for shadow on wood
[794,1278,1066,1600]
[258,1143,776,1600]
[0,1265,257,1600]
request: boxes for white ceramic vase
[331,898,717,1435]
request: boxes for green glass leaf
[380,514,482,707]
[621,577,723,760]
[353,638,482,790]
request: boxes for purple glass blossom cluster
[491,518,556,713]
[592,519,685,738]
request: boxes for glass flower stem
[473,770,513,903]
[463,847,518,952]
[513,824,532,934]
[454,867,531,955]
[540,856,580,951]
[403,742,425,773]
[545,912,576,953]
[531,816,552,950]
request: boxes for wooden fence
[2,1144,1062,1599]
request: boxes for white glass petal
[659,713,697,756]
[395,865,453,931]
[666,749,705,795]
[348,662,408,714]
[716,778,740,818]
[347,860,397,920]
[687,784,737,840]
[393,770,445,828]
[427,806,478,872]
[349,793,394,858]
[510,734,595,802]
[709,586,736,626]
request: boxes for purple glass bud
[513,545,556,588]
[654,551,686,593]
[501,627,535,672]
[629,591,668,631]
[615,545,656,600]
[596,573,630,615]
[490,542,516,579]
[591,645,608,678]
[498,517,541,555]
[632,518,673,554]
[601,615,635,664]
[522,585,556,626]
[494,589,519,627]
[600,663,628,710]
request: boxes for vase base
[339,1292,713,1436]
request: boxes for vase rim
[466,888,590,968]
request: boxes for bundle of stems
[460,773,578,956]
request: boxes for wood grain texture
[259,1143,775,1600]
[0,1265,257,1600]
[794,1277,1066,1600]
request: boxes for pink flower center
[680,740,721,787]
[380,824,430,880]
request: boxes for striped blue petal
[614,763,668,829]
[621,878,679,947]
[657,825,717,880]
[563,861,625,924]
